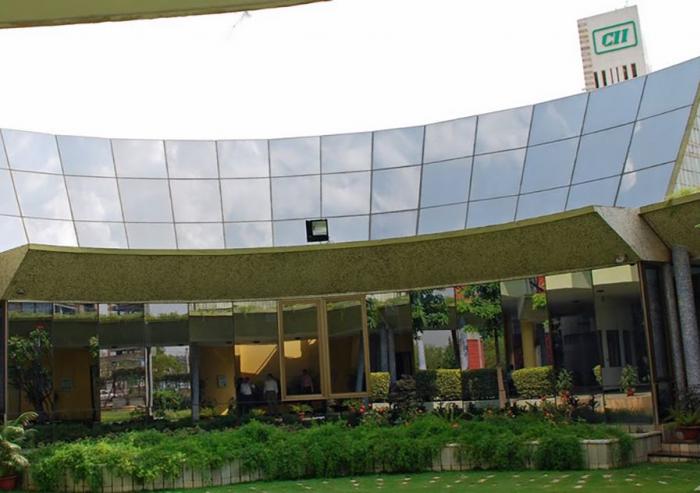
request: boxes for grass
[100,408,191,423]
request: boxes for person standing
[264,373,279,415]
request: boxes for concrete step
[661,442,700,455]
[649,451,700,463]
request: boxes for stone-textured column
[415,331,427,370]
[662,263,687,396]
[190,344,200,421]
[379,328,388,372]
[387,327,397,383]
[672,246,700,392]
[0,300,6,423]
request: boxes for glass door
[325,298,370,397]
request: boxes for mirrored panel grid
[273,219,308,246]
[271,175,320,220]
[57,136,115,177]
[466,196,517,228]
[470,149,526,200]
[270,136,320,176]
[372,126,424,169]
[326,215,369,243]
[516,188,568,220]
[616,163,675,208]
[224,221,273,248]
[321,132,372,173]
[321,171,370,217]
[65,176,123,221]
[0,169,19,215]
[217,140,269,178]
[13,171,73,219]
[424,117,476,163]
[420,158,470,207]
[475,106,531,154]
[371,166,420,213]
[418,203,467,235]
[521,138,579,193]
[75,222,128,248]
[529,93,587,145]
[638,57,700,119]
[2,129,62,173]
[221,178,271,222]
[582,76,644,134]
[170,179,222,222]
[165,140,218,178]
[126,223,177,249]
[112,139,167,178]
[572,124,633,184]
[624,106,691,172]
[176,223,225,249]
[118,178,173,222]
[0,132,8,168]
[370,210,417,240]
[24,218,77,246]
[0,215,26,251]
[566,176,619,210]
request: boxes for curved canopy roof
[0,57,698,254]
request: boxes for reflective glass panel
[470,149,525,200]
[616,163,675,208]
[0,216,26,252]
[13,172,72,219]
[176,223,225,249]
[170,180,222,222]
[466,196,517,228]
[126,223,176,249]
[326,299,367,394]
[475,106,531,154]
[165,140,218,178]
[572,124,633,184]
[273,219,307,246]
[270,137,320,176]
[424,117,476,163]
[582,77,643,133]
[112,139,167,178]
[271,175,320,220]
[0,133,7,168]
[327,216,369,243]
[24,218,77,246]
[75,222,128,248]
[58,136,115,177]
[420,158,470,207]
[225,222,273,248]
[221,178,271,222]
[2,129,62,173]
[418,203,467,234]
[321,132,372,173]
[529,94,587,145]
[372,126,424,169]
[65,176,123,221]
[625,107,691,172]
[282,302,322,396]
[119,179,173,222]
[370,210,417,239]
[566,176,619,210]
[516,188,568,220]
[0,169,19,215]
[218,140,269,178]
[638,58,700,119]
[371,166,420,213]
[322,172,370,216]
[521,138,578,193]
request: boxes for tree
[151,347,187,381]
[8,327,54,422]
[456,283,504,365]
[410,290,450,371]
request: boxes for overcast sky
[0,0,698,140]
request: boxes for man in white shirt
[264,373,279,415]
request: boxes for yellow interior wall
[520,321,537,368]
[235,344,280,384]
[199,346,235,413]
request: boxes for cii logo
[592,21,638,54]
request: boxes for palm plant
[0,411,37,477]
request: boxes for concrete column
[415,331,427,371]
[190,344,200,421]
[379,328,388,372]
[355,338,365,393]
[661,264,686,396]
[520,321,537,368]
[0,300,6,423]
[387,327,397,383]
[672,245,700,392]
[457,326,469,371]
[144,346,153,418]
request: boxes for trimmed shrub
[512,366,554,399]
[461,369,499,400]
[369,372,390,402]
[534,434,584,470]
[435,369,462,401]
[414,370,437,401]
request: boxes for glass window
[76,222,128,248]
[0,169,19,215]
[638,57,700,119]
[616,163,675,208]
[470,149,526,200]
[321,132,372,173]
[165,140,218,178]
[273,219,307,246]
[418,203,467,234]
[112,139,167,178]
[566,176,619,210]
[65,176,123,221]
[420,158,470,207]
[371,166,420,213]
[326,299,367,394]
[170,180,222,222]
[572,124,633,184]
[372,126,424,169]
[322,172,370,216]
[0,216,26,252]
[57,136,115,177]
[119,179,173,222]
[271,175,320,220]
[466,196,517,228]
[0,133,8,168]
[13,172,73,219]
[327,216,369,243]
[218,140,269,178]
[582,77,643,133]
[225,222,273,248]
[475,106,531,154]
[625,106,691,172]
[176,223,225,249]
[126,223,176,249]
[516,188,568,220]
[24,218,77,246]
[269,137,320,176]
[521,138,578,193]
[529,94,587,145]
[370,210,417,239]
[282,302,322,397]
[221,178,271,222]
[424,117,476,163]
[2,129,62,173]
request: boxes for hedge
[369,372,390,402]
[415,369,462,401]
[512,366,555,399]
[462,369,499,400]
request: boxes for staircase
[648,442,700,463]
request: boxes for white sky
[0,0,698,140]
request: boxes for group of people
[236,369,316,415]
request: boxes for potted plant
[619,365,638,396]
[0,411,37,490]
[667,407,700,441]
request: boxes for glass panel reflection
[0,216,26,251]
[221,178,271,222]
[466,196,517,228]
[218,140,269,178]
[321,133,372,173]
[625,107,691,172]
[566,176,619,210]
[582,77,643,134]
[224,222,273,248]
[327,300,367,394]
[112,140,167,178]
[470,149,525,200]
[521,138,578,193]
[170,180,222,222]
[529,94,587,145]
[424,117,476,163]
[65,176,122,221]
[371,166,420,213]
[475,106,531,154]
[0,133,7,168]
[515,188,568,220]
[165,140,218,178]
[372,126,424,169]
[420,158,470,207]
[370,210,417,239]
[13,172,72,219]
[638,58,700,119]
[119,179,173,222]
[58,136,115,177]
[126,223,177,249]
[270,137,320,176]
[2,129,62,173]
[418,203,467,234]
[322,172,370,216]
[273,219,307,246]
[0,169,19,215]
[76,222,128,248]
[176,223,225,249]
[24,218,77,246]
[572,124,633,184]
[282,302,322,396]
[616,163,674,208]
[271,175,320,220]
[326,216,369,243]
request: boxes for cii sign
[592,21,638,54]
